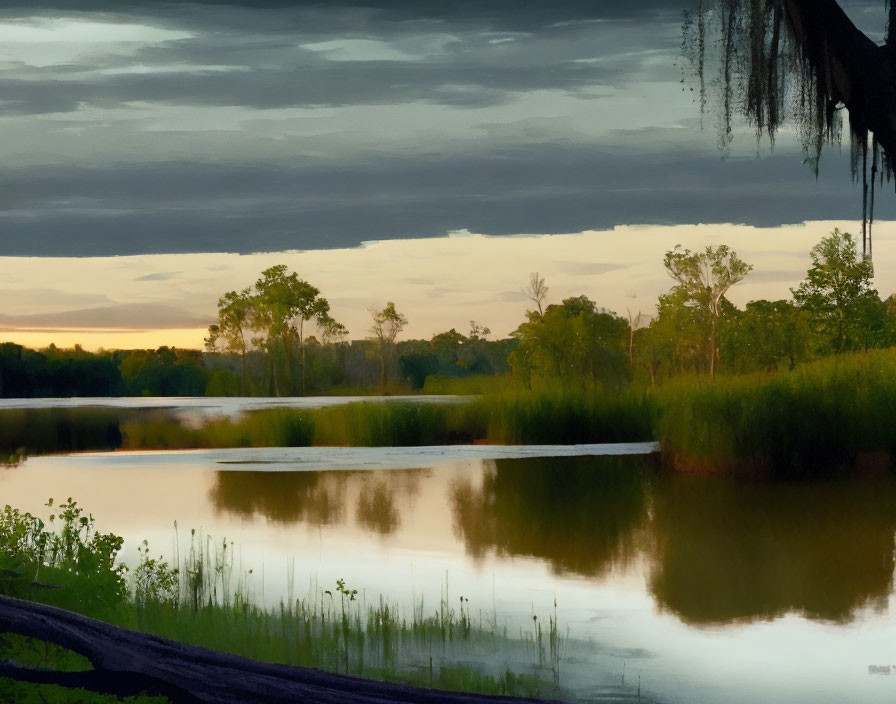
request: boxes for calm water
[0,395,469,417]
[2,447,896,703]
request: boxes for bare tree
[522,272,549,319]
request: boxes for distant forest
[0,334,513,398]
[3,230,895,398]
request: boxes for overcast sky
[0,0,893,346]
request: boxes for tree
[468,321,491,341]
[369,302,408,391]
[319,316,349,345]
[205,287,253,394]
[510,295,629,390]
[791,229,878,352]
[252,265,338,396]
[683,1,896,253]
[522,272,549,319]
[643,287,716,379]
[663,244,752,377]
[719,299,809,373]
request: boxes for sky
[0,0,893,348]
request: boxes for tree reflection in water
[649,473,896,625]
[209,470,349,525]
[449,455,896,626]
[208,455,896,627]
[449,456,654,576]
[356,480,401,534]
[210,468,420,535]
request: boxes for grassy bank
[652,349,896,476]
[0,500,565,703]
[5,351,896,477]
[118,391,652,450]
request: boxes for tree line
[1,229,892,397]
[0,344,206,398]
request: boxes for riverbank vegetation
[3,230,896,476]
[2,230,891,397]
[0,499,565,703]
[7,350,894,477]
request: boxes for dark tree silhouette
[683,0,896,254]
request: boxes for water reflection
[356,481,401,534]
[210,469,421,534]
[649,474,896,624]
[450,456,653,576]
[209,471,349,525]
[0,408,123,456]
[34,449,894,628]
[208,458,896,626]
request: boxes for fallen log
[0,595,563,704]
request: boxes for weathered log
[0,595,563,704]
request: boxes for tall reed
[652,349,896,476]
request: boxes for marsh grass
[1,500,568,703]
[652,349,896,476]
[422,374,519,395]
[10,352,896,477]
[120,392,651,450]
[121,408,315,449]
[476,390,653,445]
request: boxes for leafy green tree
[119,347,206,396]
[643,288,713,378]
[252,265,340,396]
[369,302,408,390]
[663,244,752,377]
[791,230,878,353]
[719,300,809,373]
[205,287,253,394]
[510,296,629,390]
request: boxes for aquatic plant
[0,499,570,703]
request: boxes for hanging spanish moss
[682,0,896,256]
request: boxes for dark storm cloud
[3,0,879,32]
[0,0,888,256]
[0,8,681,117]
[0,1,687,29]
[0,60,663,116]
[1,142,890,256]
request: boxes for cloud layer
[0,0,888,255]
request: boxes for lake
[0,394,470,417]
[2,442,894,703]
